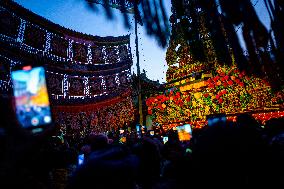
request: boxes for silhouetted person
[264,117,284,187]
[67,145,139,189]
[265,117,284,142]
[191,117,268,187]
[0,97,55,188]
[88,133,109,152]
[132,136,161,189]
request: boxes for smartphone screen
[207,114,226,127]
[119,129,125,134]
[78,154,85,166]
[176,124,192,141]
[163,136,168,144]
[119,136,126,144]
[11,66,52,130]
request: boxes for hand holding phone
[11,65,53,133]
[163,136,168,144]
[78,154,85,165]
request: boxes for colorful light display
[146,0,284,129]
[146,64,284,129]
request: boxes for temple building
[0,0,135,142]
[132,69,162,128]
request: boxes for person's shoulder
[271,132,284,145]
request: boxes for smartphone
[119,129,124,134]
[136,124,140,132]
[207,114,226,127]
[78,154,85,166]
[176,124,192,141]
[119,136,127,144]
[11,65,52,132]
[163,136,168,144]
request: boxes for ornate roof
[1,0,130,44]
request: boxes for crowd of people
[0,98,284,188]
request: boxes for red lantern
[209,84,214,88]
[186,96,191,102]
[228,80,233,86]
[222,89,227,95]
[213,76,220,82]
[203,93,209,98]
[235,78,240,84]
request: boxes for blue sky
[14,0,171,83]
[14,0,270,83]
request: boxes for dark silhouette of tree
[218,0,283,88]
[171,0,284,88]
[198,0,232,66]
[84,0,170,48]
[83,0,284,88]
[264,0,284,87]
